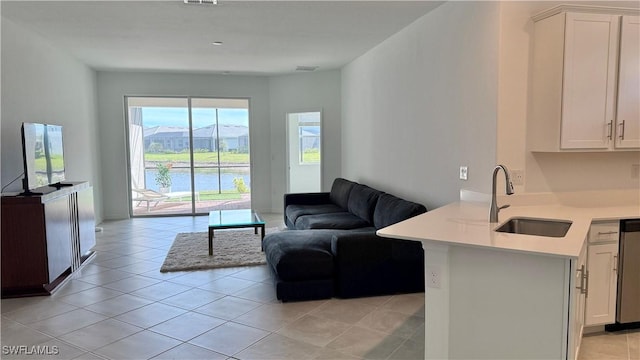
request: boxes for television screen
[21,123,66,191]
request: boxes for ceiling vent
[296,66,319,72]
[184,0,218,5]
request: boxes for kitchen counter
[376,199,639,360]
[377,201,640,258]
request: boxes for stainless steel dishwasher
[617,219,640,324]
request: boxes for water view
[144,169,250,193]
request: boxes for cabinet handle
[608,121,613,140]
[619,120,625,140]
[614,255,618,272]
[576,265,586,293]
[584,270,589,297]
[597,231,618,235]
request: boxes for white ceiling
[1,1,444,75]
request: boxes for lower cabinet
[585,222,619,326]
[570,242,587,360]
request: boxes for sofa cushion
[329,178,356,210]
[373,193,427,229]
[347,184,381,223]
[263,230,335,282]
[295,212,370,230]
[286,204,344,227]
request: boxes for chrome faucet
[490,165,514,223]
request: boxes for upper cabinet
[529,9,640,152]
[616,16,640,149]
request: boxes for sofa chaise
[263,178,427,302]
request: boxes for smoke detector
[184,0,218,5]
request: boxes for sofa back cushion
[330,178,356,210]
[373,193,427,229]
[347,184,381,223]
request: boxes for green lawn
[145,152,249,164]
[302,149,321,163]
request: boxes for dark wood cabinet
[1,182,96,297]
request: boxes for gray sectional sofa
[263,178,427,302]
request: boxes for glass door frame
[285,109,323,194]
[124,95,253,217]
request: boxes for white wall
[341,2,500,209]
[268,70,342,211]
[1,17,103,221]
[497,1,640,194]
[96,71,271,219]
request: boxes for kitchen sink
[495,217,572,238]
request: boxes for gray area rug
[160,228,277,272]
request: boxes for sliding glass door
[126,97,251,216]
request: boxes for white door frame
[285,110,323,193]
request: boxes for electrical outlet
[427,266,441,289]
[511,169,525,185]
[459,166,468,181]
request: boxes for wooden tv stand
[1,182,96,297]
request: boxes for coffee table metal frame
[207,210,265,256]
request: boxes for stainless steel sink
[495,217,572,238]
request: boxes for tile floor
[1,214,425,360]
[579,330,640,360]
[1,214,635,360]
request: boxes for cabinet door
[569,243,587,360]
[562,13,619,150]
[615,16,640,149]
[585,243,619,326]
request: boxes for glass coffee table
[208,209,265,256]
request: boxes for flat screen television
[21,122,68,195]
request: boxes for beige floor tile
[167,270,230,287]
[151,343,227,360]
[197,276,256,294]
[194,295,261,320]
[102,275,161,293]
[311,298,378,324]
[234,303,307,332]
[50,280,96,297]
[149,312,225,341]
[277,314,352,347]
[160,288,225,310]
[1,296,51,314]
[356,308,424,339]
[579,332,629,360]
[2,299,78,324]
[58,318,142,351]
[84,293,154,317]
[93,330,181,360]
[388,339,424,360]
[114,302,186,328]
[72,352,107,360]
[29,309,108,337]
[327,325,406,359]
[312,347,361,360]
[129,281,191,301]
[231,265,273,282]
[629,330,640,360]
[79,269,134,286]
[232,282,278,303]
[56,286,123,307]
[1,317,54,347]
[188,322,269,356]
[382,294,425,318]
[236,333,321,360]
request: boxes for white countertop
[377,201,640,258]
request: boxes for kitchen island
[377,200,639,360]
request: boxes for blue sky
[141,107,248,128]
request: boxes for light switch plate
[459,166,468,181]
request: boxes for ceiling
[1,1,444,75]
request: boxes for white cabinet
[585,221,620,326]
[530,11,640,152]
[616,16,640,149]
[570,242,588,360]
